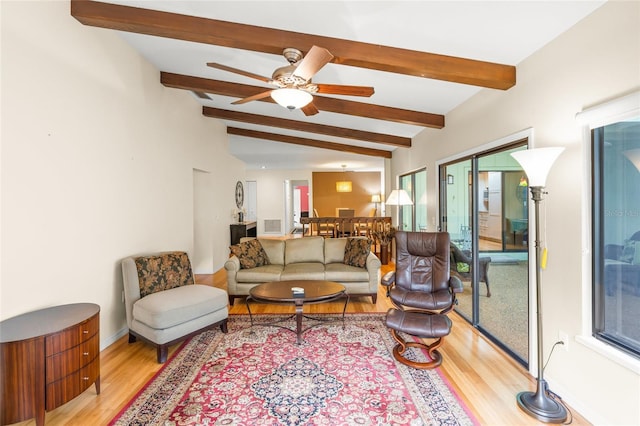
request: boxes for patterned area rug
[110,313,477,425]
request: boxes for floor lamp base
[517,384,567,423]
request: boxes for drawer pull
[83,352,89,356]
[82,330,89,334]
[82,377,89,381]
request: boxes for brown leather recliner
[381,231,463,369]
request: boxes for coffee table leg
[342,294,350,326]
[295,299,304,344]
[245,296,255,325]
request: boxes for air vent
[264,219,281,234]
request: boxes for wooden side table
[230,221,257,245]
[0,303,100,426]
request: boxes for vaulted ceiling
[71,0,605,171]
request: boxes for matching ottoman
[385,308,452,369]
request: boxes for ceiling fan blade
[207,62,272,83]
[231,90,274,105]
[315,84,375,97]
[301,102,319,116]
[293,46,334,81]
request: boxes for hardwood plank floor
[14,265,591,425]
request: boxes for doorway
[284,179,309,235]
[440,141,530,366]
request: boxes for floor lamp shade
[385,189,413,206]
[510,146,567,423]
[511,147,564,187]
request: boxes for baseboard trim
[101,327,129,351]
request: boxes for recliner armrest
[381,271,396,287]
[449,275,464,294]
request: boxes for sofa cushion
[325,238,348,263]
[258,239,286,265]
[344,238,372,268]
[135,251,194,298]
[281,262,326,280]
[230,239,270,269]
[285,237,324,265]
[325,263,370,282]
[133,284,227,329]
[236,264,284,282]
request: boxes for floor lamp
[383,189,413,261]
[511,147,566,423]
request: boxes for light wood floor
[19,265,591,426]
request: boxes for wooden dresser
[0,303,100,426]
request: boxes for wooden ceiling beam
[71,0,515,90]
[227,128,393,159]
[203,107,412,148]
[162,72,443,128]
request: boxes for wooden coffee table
[245,280,349,344]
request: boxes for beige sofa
[224,236,381,305]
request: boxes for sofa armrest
[121,257,142,329]
[224,256,241,294]
[365,251,382,292]
[224,255,240,272]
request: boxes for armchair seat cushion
[389,287,453,311]
[133,284,228,329]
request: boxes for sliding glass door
[440,142,530,366]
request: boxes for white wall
[0,1,244,346]
[246,168,313,236]
[391,2,640,424]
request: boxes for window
[589,92,640,358]
[398,168,426,231]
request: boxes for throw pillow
[620,239,636,264]
[135,251,194,298]
[344,238,371,268]
[230,239,270,269]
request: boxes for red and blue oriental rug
[110,313,477,425]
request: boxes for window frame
[576,90,640,373]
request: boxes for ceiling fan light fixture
[270,88,313,110]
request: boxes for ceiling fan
[207,46,375,116]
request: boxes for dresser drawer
[45,334,99,383]
[45,314,99,355]
[45,358,99,411]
